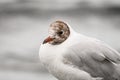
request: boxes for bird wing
[65,38,120,64]
[62,38,120,80]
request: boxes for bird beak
[43,36,54,44]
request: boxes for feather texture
[39,21,120,80]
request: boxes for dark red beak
[43,36,54,44]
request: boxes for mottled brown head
[43,21,70,45]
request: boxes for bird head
[43,21,70,45]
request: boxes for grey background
[0,0,120,80]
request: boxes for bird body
[39,21,120,80]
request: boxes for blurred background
[0,0,120,80]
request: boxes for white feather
[39,25,120,80]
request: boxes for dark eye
[58,31,63,35]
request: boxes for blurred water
[0,0,120,80]
[0,70,57,80]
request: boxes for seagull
[39,20,120,80]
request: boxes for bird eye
[58,31,63,35]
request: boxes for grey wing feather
[95,41,120,63]
[62,38,120,80]
[67,39,120,64]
